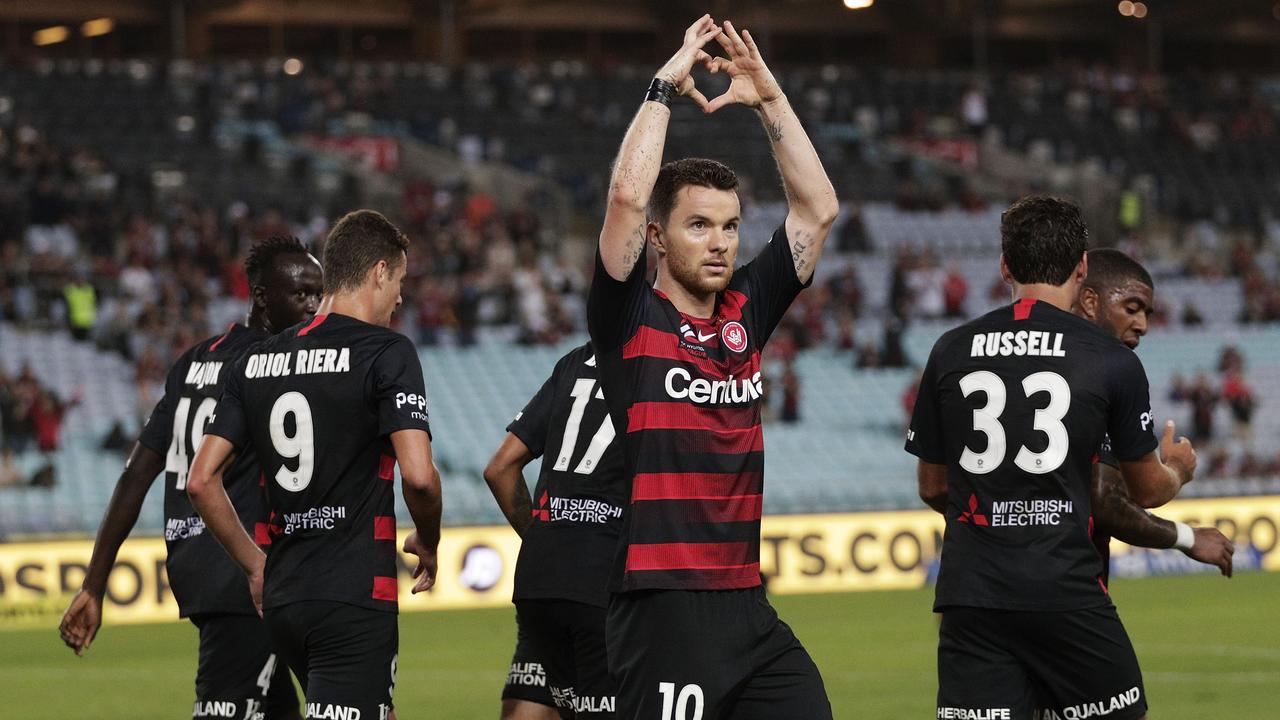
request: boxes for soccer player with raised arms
[907,197,1197,720]
[60,236,322,720]
[588,15,838,719]
[188,210,442,720]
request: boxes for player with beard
[1077,248,1233,585]
[486,342,626,719]
[188,210,442,720]
[588,16,839,719]
[908,196,1198,720]
[60,236,322,720]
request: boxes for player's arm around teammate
[1092,464,1233,576]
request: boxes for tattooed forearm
[622,225,647,271]
[764,119,783,143]
[510,479,534,536]
[1093,465,1177,548]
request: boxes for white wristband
[1173,522,1195,551]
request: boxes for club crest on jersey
[721,321,748,353]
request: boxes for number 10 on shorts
[658,682,704,720]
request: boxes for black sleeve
[206,355,250,449]
[587,249,649,353]
[373,336,433,437]
[742,225,812,349]
[506,361,561,460]
[904,341,946,464]
[1095,436,1120,470]
[1105,349,1160,461]
[137,356,185,455]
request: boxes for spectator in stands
[780,361,801,424]
[827,265,863,319]
[1170,371,1219,443]
[907,249,946,319]
[62,271,97,342]
[0,448,24,488]
[1221,366,1256,442]
[943,263,968,318]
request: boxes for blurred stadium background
[1,0,1279,717]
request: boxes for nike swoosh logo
[697,331,717,342]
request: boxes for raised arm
[706,22,839,283]
[599,15,722,281]
[391,428,443,594]
[59,442,165,656]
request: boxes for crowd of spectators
[0,363,75,488]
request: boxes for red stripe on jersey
[378,455,396,481]
[372,576,398,602]
[254,522,272,545]
[634,495,764,523]
[1098,576,1109,594]
[208,323,235,352]
[1013,298,1037,321]
[627,402,757,433]
[632,472,762,501]
[297,313,328,337]
[625,541,753,571]
[373,516,396,540]
[622,326,724,375]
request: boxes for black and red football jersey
[588,226,808,593]
[508,342,627,608]
[207,313,431,613]
[906,299,1158,612]
[138,323,268,617]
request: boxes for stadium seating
[5,322,1273,537]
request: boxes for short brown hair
[1000,195,1088,285]
[322,210,409,294]
[647,158,739,226]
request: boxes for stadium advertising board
[3,496,1277,628]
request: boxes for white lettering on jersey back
[184,361,224,389]
[294,347,351,376]
[969,331,1066,358]
[246,348,351,379]
[664,367,763,405]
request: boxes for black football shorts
[937,605,1147,720]
[606,586,832,720]
[502,610,560,712]
[264,601,398,720]
[190,613,299,720]
[517,599,616,718]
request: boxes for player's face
[1099,279,1154,349]
[260,253,323,333]
[654,185,740,296]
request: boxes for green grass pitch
[6,572,1277,718]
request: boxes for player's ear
[998,254,1013,285]
[647,221,666,255]
[1076,252,1088,284]
[372,259,389,287]
[250,283,267,311]
[1079,286,1100,320]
